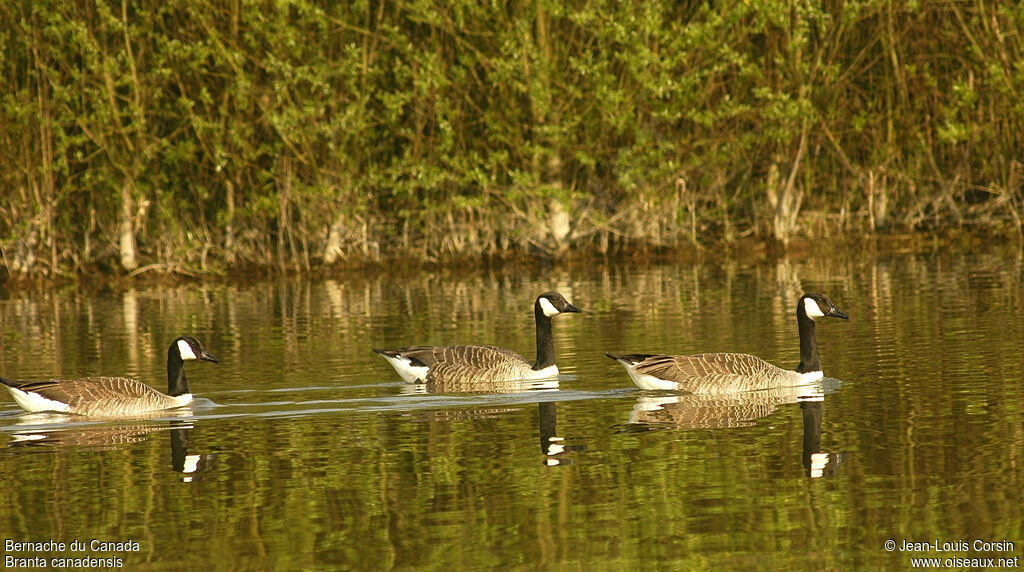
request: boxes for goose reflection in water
[398,378,560,395]
[538,401,586,466]
[6,413,216,482]
[619,379,846,478]
[396,380,581,467]
[801,399,845,478]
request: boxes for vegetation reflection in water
[0,249,1021,569]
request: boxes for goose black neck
[794,306,822,374]
[167,345,191,397]
[533,303,557,370]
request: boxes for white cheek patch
[177,339,198,361]
[803,298,826,319]
[538,297,561,317]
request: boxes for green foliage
[1,0,1023,276]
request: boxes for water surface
[1,249,1022,569]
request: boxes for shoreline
[3,227,1020,292]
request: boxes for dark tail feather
[0,375,26,389]
[604,353,656,363]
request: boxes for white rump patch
[6,387,72,414]
[538,296,561,317]
[613,360,679,390]
[177,339,198,361]
[803,297,825,319]
[379,353,430,383]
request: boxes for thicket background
[2,0,1022,278]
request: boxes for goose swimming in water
[374,291,581,386]
[1,336,218,417]
[606,292,847,394]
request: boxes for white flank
[797,370,824,383]
[803,297,825,319]
[528,364,559,379]
[380,354,430,383]
[538,296,560,317]
[6,387,72,413]
[615,360,679,390]
[177,339,198,361]
[168,393,195,408]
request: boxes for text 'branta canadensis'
[1,336,218,417]
[606,292,847,393]
[374,291,581,386]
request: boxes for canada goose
[0,336,218,417]
[374,291,581,385]
[606,292,847,393]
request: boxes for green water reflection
[0,249,1022,569]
